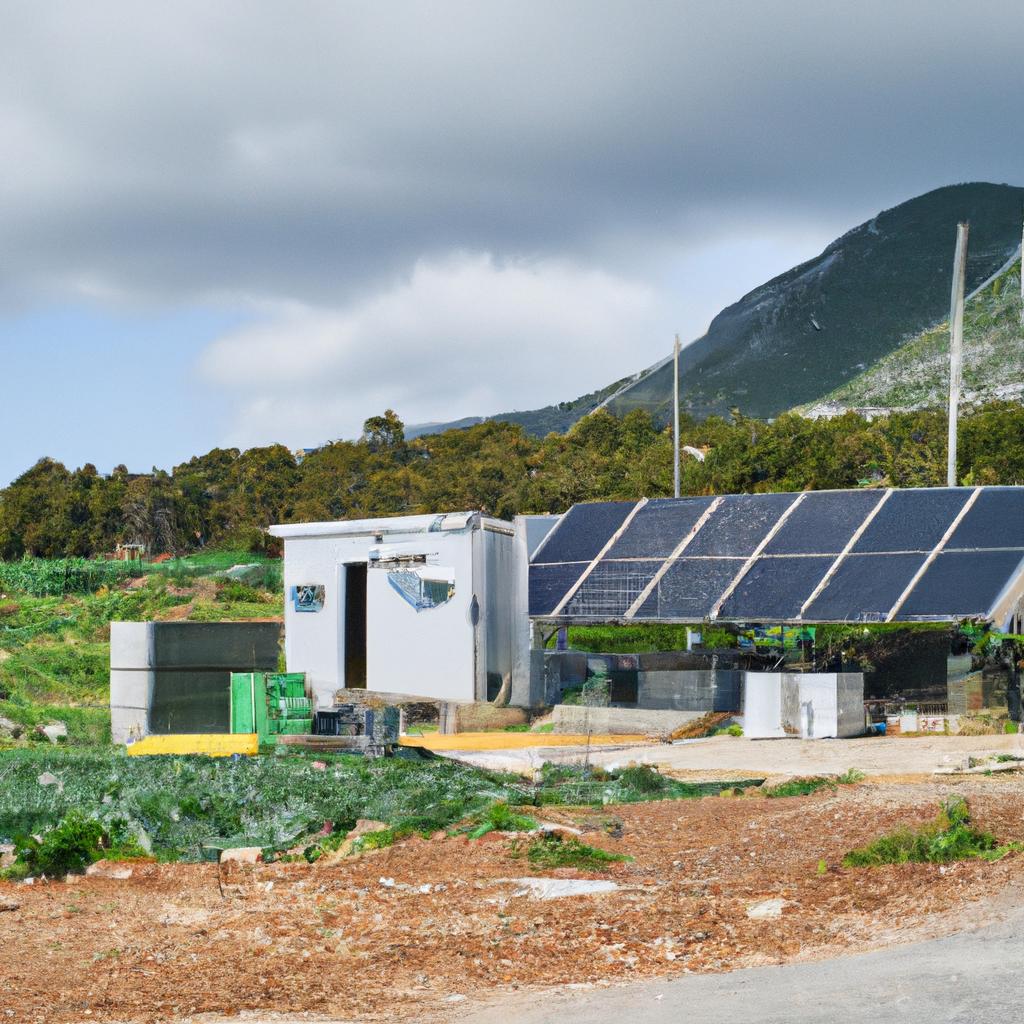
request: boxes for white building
[268,512,530,708]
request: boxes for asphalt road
[458,906,1024,1024]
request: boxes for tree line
[2,403,1023,559]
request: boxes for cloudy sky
[2,0,1023,485]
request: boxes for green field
[0,554,284,746]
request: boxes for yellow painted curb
[126,733,259,757]
[399,732,651,751]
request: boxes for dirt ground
[3,776,1024,1024]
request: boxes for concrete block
[551,705,703,737]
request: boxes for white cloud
[200,252,664,444]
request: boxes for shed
[268,512,526,708]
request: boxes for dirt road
[452,733,1024,779]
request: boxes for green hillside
[807,260,1022,412]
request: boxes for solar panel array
[528,487,1024,625]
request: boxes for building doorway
[344,563,367,688]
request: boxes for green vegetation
[764,770,862,798]
[820,261,1023,414]
[714,723,744,737]
[842,797,1019,867]
[465,801,538,839]
[5,400,1024,567]
[521,832,631,870]
[3,809,149,880]
[0,569,283,746]
[0,748,519,861]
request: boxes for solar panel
[685,493,798,557]
[764,490,884,554]
[563,559,664,618]
[898,550,1024,619]
[528,563,587,616]
[719,555,835,620]
[803,552,926,621]
[634,558,742,619]
[852,488,971,553]
[945,488,1024,550]
[606,497,714,559]
[528,487,1024,624]
[532,501,636,564]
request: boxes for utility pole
[947,222,969,488]
[673,334,681,498]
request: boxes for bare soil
[3,778,1024,1024]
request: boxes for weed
[616,764,666,794]
[713,724,743,737]
[842,796,1020,867]
[764,776,836,798]
[837,768,866,784]
[521,833,631,870]
[8,810,105,878]
[467,801,537,839]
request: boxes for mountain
[803,256,1023,415]
[411,182,1024,436]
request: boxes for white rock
[219,847,263,865]
[85,861,134,880]
[37,772,63,792]
[40,722,68,744]
[746,898,788,920]
[513,877,619,900]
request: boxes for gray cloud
[2,1,1022,444]
[4,1,1022,308]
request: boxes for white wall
[281,527,479,706]
[743,672,786,738]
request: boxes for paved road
[459,907,1024,1024]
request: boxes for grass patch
[466,800,537,839]
[842,796,1019,867]
[520,832,631,870]
[764,770,864,798]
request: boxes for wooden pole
[673,334,681,498]
[947,222,969,488]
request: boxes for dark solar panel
[528,563,587,616]
[852,488,970,553]
[764,490,884,555]
[945,488,1024,551]
[718,556,835,620]
[606,497,715,559]
[563,559,665,619]
[685,493,798,557]
[803,552,926,621]
[634,558,742,620]
[532,501,636,564]
[898,550,1024,619]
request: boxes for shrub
[842,797,1018,867]
[10,810,105,877]
[467,801,537,839]
[617,764,666,794]
[522,833,631,869]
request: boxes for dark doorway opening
[344,563,367,688]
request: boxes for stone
[37,772,63,792]
[512,877,619,900]
[0,715,22,738]
[347,819,390,840]
[85,861,134,880]
[39,722,68,744]
[746,898,789,920]
[219,847,263,865]
[0,899,20,913]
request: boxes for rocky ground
[3,776,1024,1024]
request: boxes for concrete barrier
[551,705,705,737]
[110,622,281,744]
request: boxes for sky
[2,0,1023,486]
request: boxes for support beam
[947,222,969,488]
